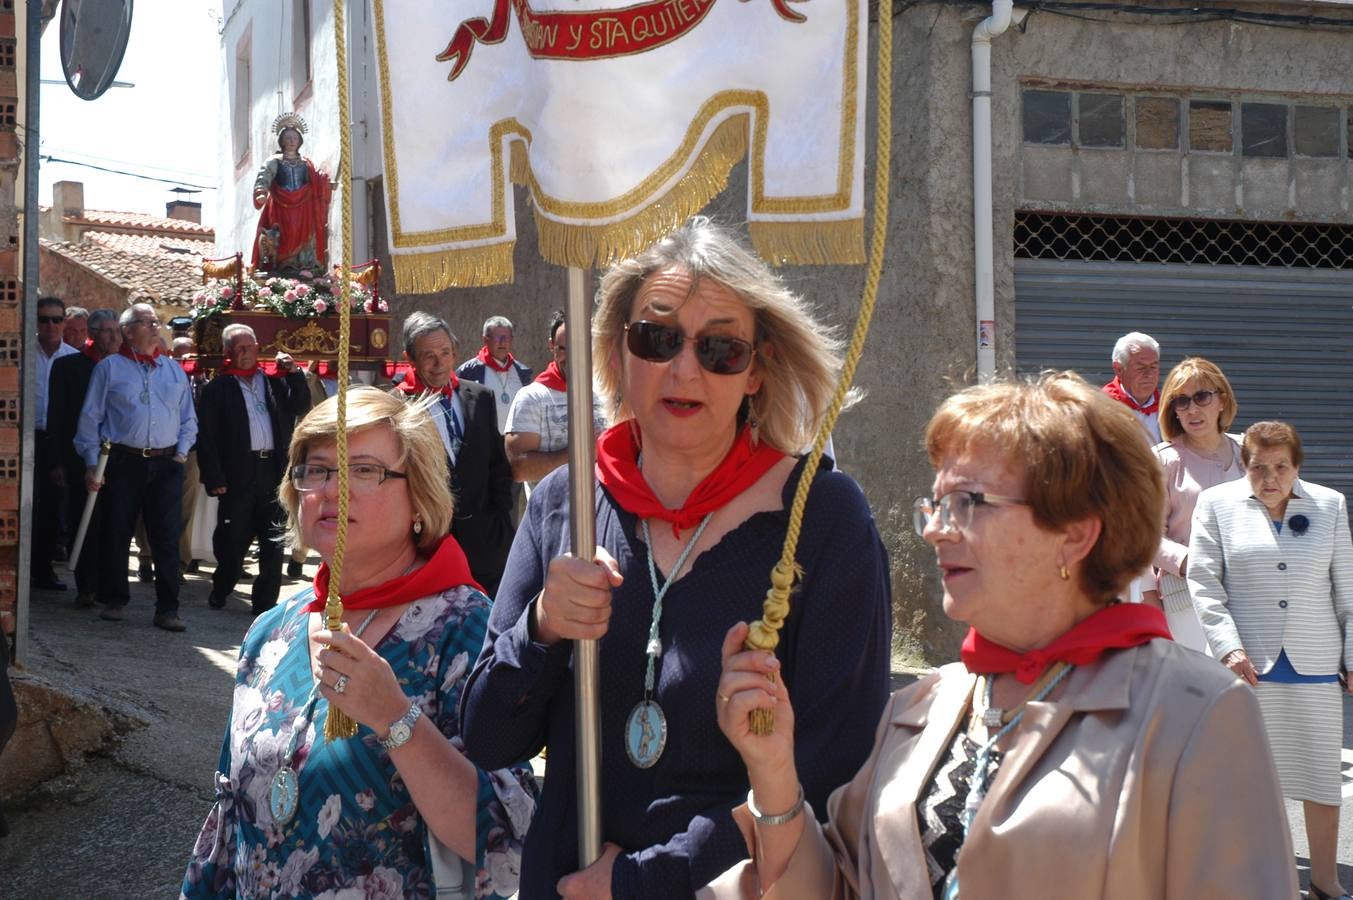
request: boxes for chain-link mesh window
[1014,212,1353,270]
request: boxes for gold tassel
[390,242,516,291]
[324,590,359,741]
[744,561,801,736]
[748,219,865,267]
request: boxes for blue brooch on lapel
[1288,514,1310,536]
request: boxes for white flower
[354,788,376,812]
[312,889,363,900]
[392,598,439,642]
[316,793,342,839]
[487,849,522,895]
[362,867,405,900]
[257,638,288,677]
[277,845,319,895]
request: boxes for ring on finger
[334,674,350,694]
[717,693,730,703]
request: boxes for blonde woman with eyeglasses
[1149,357,1243,653]
[182,388,536,900]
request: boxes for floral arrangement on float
[190,270,388,322]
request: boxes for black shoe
[287,561,304,578]
[184,559,200,574]
[99,606,126,622]
[32,575,68,591]
[153,612,186,632]
[207,592,227,610]
[137,564,153,583]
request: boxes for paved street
[3,552,1353,897]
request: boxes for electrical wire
[39,154,216,190]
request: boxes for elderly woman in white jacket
[1190,420,1353,900]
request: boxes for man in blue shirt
[75,303,198,632]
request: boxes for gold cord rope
[325,0,359,742]
[744,1,893,735]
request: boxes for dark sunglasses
[1170,389,1218,411]
[624,321,755,375]
[38,315,65,325]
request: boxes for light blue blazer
[1188,477,1353,675]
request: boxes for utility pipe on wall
[971,0,1013,382]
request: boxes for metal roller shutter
[1013,259,1353,502]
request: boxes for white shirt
[36,341,78,430]
[235,374,275,451]
[430,390,466,465]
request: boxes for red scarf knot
[1102,376,1160,416]
[534,360,567,392]
[305,534,482,613]
[595,421,785,537]
[80,339,103,362]
[961,602,1172,684]
[395,367,458,397]
[477,345,515,373]
[118,344,162,367]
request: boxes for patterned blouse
[916,729,1005,899]
[181,586,538,899]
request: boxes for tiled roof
[63,209,214,239]
[42,236,216,307]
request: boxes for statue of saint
[251,113,332,277]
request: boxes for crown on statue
[271,112,309,136]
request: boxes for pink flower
[378,300,389,313]
[363,299,374,314]
[296,284,310,297]
[298,269,314,279]
[313,299,328,314]
[284,290,297,301]
[221,286,234,299]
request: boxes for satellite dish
[59,0,134,101]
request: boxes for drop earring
[413,518,423,536]
[1059,564,1070,581]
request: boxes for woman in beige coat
[703,373,1296,899]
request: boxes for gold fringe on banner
[533,115,749,270]
[749,218,865,267]
[391,243,516,292]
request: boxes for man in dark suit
[393,311,514,595]
[197,324,311,615]
[47,308,122,606]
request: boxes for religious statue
[251,113,332,277]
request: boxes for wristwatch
[378,702,422,751]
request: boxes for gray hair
[221,323,258,354]
[65,306,90,320]
[482,315,513,337]
[87,309,118,330]
[403,310,456,357]
[593,216,850,455]
[119,303,155,327]
[1112,332,1160,367]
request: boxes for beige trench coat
[702,639,1296,899]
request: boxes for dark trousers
[31,431,64,582]
[211,459,285,615]
[98,453,184,613]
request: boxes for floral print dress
[181,585,537,899]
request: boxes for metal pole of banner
[565,265,602,866]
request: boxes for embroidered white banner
[371,0,866,291]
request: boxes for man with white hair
[455,314,534,433]
[197,324,309,616]
[1102,331,1162,443]
[75,303,197,631]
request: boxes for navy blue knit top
[460,456,893,898]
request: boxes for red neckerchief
[179,358,198,376]
[81,339,103,362]
[534,360,566,392]
[961,602,1172,684]
[477,345,514,373]
[306,534,482,612]
[395,367,459,397]
[595,421,785,537]
[118,344,161,367]
[222,360,279,378]
[1102,376,1160,416]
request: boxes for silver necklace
[237,372,268,414]
[492,367,513,405]
[625,514,713,768]
[269,607,381,827]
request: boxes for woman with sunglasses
[1190,421,1353,900]
[461,218,892,898]
[702,373,1294,899]
[183,388,536,899]
[1147,358,1242,652]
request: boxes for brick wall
[1,0,16,656]
[37,246,131,310]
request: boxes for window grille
[1014,212,1353,270]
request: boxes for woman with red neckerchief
[703,373,1296,900]
[460,218,893,899]
[183,388,536,899]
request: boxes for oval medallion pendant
[270,766,300,826]
[500,391,511,404]
[624,700,667,769]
